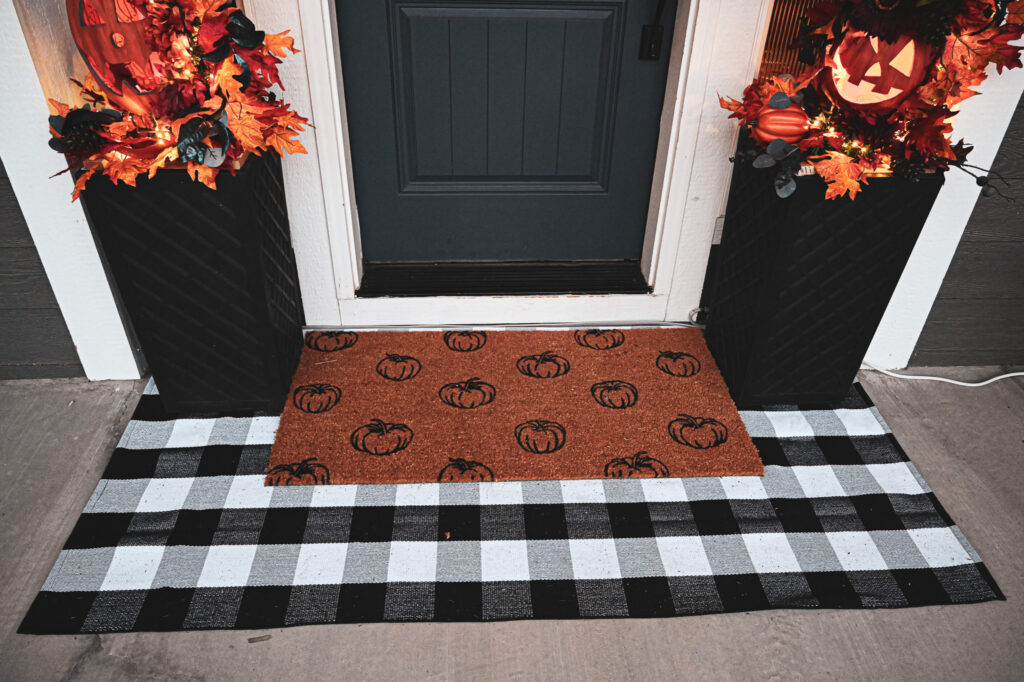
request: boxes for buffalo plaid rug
[19,379,1002,633]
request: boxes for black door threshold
[357,261,652,297]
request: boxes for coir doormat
[19,380,1002,633]
[267,328,762,485]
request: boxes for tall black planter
[705,141,944,406]
[82,154,304,414]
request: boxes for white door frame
[248,0,775,326]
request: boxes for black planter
[705,142,944,406]
[82,154,304,413]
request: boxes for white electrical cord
[862,362,1024,387]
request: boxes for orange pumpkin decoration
[752,103,810,145]
[822,30,936,114]
[66,0,159,115]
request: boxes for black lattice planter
[705,139,944,406]
[81,154,304,414]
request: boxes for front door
[336,0,678,293]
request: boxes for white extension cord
[862,362,1024,387]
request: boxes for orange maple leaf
[264,31,298,58]
[265,128,307,156]
[1007,0,1024,24]
[187,162,218,190]
[72,165,99,201]
[106,120,137,137]
[148,146,179,178]
[811,152,866,200]
[225,102,268,150]
[213,59,245,100]
[47,98,70,117]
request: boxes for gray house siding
[0,158,84,379]
[912,94,1024,366]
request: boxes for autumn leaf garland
[48,0,308,199]
[720,0,1024,199]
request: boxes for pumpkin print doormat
[267,328,763,485]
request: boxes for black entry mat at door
[357,261,652,297]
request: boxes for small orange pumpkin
[752,103,810,145]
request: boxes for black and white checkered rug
[19,380,1002,633]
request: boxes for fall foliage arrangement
[48,0,308,199]
[720,0,1024,199]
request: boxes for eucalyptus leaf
[775,177,797,198]
[752,154,777,169]
[768,92,792,109]
[766,138,795,160]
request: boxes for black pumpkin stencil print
[656,350,701,377]
[604,452,669,479]
[515,419,566,453]
[668,414,729,449]
[516,351,570,378]
[438,377,496,409]
[574,329,625,350]
[438,458,495,482]
[350,419,414,455]
[270,326,764,484]
[304,331,358,352]
[266,457,331,485]
[443,330,487,352]
[293,383,342,413]
[376,354,422,381]
[591,380,638,409]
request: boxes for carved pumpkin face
[824,31,936,113]
[66,0,157,115]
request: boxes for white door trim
[2,2,141,380]
[248,0,775,326]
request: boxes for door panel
[395,6,618,191]
[337,0,678,263]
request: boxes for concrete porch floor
[0,370,1021,681]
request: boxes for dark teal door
[337,0,678,265]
